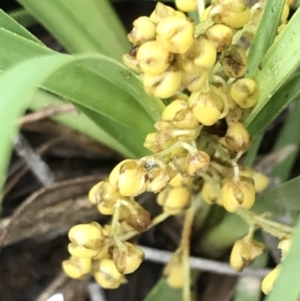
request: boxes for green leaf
[265,217,300,301]
[17,0,130,59]
[245,7,300,127]
[0,27,164,157]
[271,98,300,182]
[243,134,263,167]
[254,175,300,216]
[247,72,300,137]
[0,9,41,43]
[246,0,286,77]
[9,8,37,28]
[29,90,132,157]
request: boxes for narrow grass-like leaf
[9,8,37,28]
[253,175,300,216]
[17,0,130,59]
[245,7,300,127]
[0,9,41,43]
[0,27,164,156]
[247,71,300,137]
[265,217,300,301]
[271,99,300,181]
[0,54,71,193]
[246,0,286,77]
[29,90,131,156]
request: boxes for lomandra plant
[1,0,300,300]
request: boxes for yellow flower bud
[278,236,292,259]
[169,173,192,187]
[93,258,125,289]
[62,256,92,279]
[175,0,197,12]
[142,67,183,98]
[109,159,148,197]
[186,150,210,176]
[128,16,156,45]
[162,99,199,129]
[179,37,217,72]
[68,222,104,258]
[165,261,184,288]
[201,181,219,204]
[156,16,194,54]
[113,242,145,274]
[239,167,269,193]
[219,122,251,153]
[230,78,259,108]
[217,0,250,28]
[219,45,247,78]
[136,41,172,75]
[287,0,296,7]
[182,72,208,92]
[189,88,225,126]
[150,2,178,23]
[200,5,212,21]
[122,53,142,73]
[230,237,265,272]
[157,186,191,214]
[261,265,281,295]
[221,176,255,212]
[206,24,233,52]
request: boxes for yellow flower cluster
[63,0,294,294]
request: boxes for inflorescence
[63,0,294,295]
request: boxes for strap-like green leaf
[16,0,130,59]
[245,7,300,127]
[246,0,286,77]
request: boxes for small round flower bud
[68,222,104,258]
[216,0,250,28]
[169,173,192,187]
[201,181,219,204]
[109,159,148,197]
[157,186,191,214]
[88,180,121,212]
[150,2,178,23]
[226,107,242,124]
[219,45,247,78]
[179,37,217,72]
[136,41,172,75]
[219,122,251,153]
[221,176,255,213]
[142,67,183,98]
[186,150,210,175]
[128,17,156,46]
[93,258,124,289]
[230,237,265,272]
[261,265,281,295]
[182,72,208,92]
[113,242,145,274]
[62,256,92,279]
[278,236,292,259]
[156,16,194,54]
[230,78,259,108]
[239,167,269,193]
[162,100,199,129]
[200,5,212,21]
[189,88,225,126]
[164,261,184,288]
[206,24,233,52]
[175,0,197,12]
[122,53,142,73]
